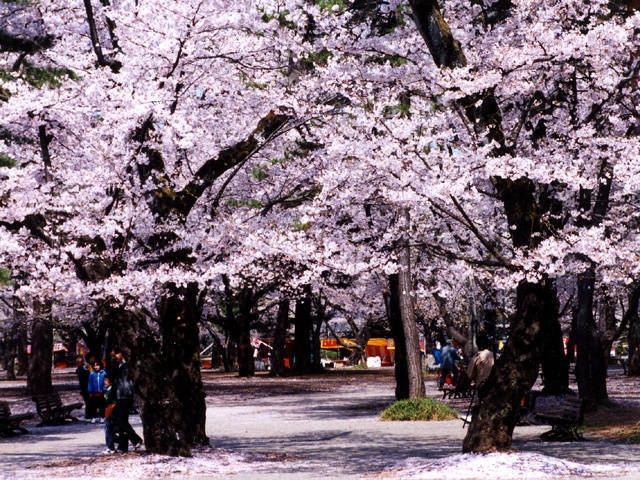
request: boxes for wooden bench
[32,391,83,426]
[0,401,35,436]
[441,370,474,399]
[529,392,584,441]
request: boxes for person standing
[87,361,106,422]
[103,376,117,454]
[112,348,143,452]
[439,339,462,387]
[467,341,495,388]
[75,353,95,421]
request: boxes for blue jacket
[441,345,461,370]
[87,369,106,394]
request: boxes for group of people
[76,348,142,454]
[435,338,495,390]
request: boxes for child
[103,376,116,454]
[87,361,106,423]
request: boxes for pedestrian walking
[102,376,117,454]
[112,348,143,452]
[75,353,95,421]
[87,361,106,423]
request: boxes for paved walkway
[2,377,640,479]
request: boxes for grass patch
[0,153,17,168]
[381,397,459,421]
[615,428,640,443]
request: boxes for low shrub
[617,428,640,443]
[380,397,459,421]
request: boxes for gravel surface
[1,367,639,479]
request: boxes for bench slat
[32,392,81,426]
[530,392,584,441]
[0,401,35,436]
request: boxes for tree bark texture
[237,288,255,378]
[540,286,569,394]
[386,274,409,400]
[574,267,608,410]
[628,288,640,375]
[27,299,53,395]
[109,282,208,457]
[625,282,640,376]
[293,285,313,374]
[270,299,290,377]
[408,0,467,68]
[463,280,557,452]
[398,222,426,398]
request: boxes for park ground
[1,367,639,479]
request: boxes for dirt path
[1,368,639,479]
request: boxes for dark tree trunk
[463,280,557,452]
[398,233,425,399]
[81,320,108,361]
[483,308,498,353]
[109,282,208,457]
[311,301,324,372]
[594,295,619,401]
[4,319,28,380]
[223,335,236,373]
[540,287,569,394]
[567,315,577,363]
[628,285,640,376]
[237,289,255,378]
[293,285,312,374]
[27,300,54,395]
[16,324,29,377]
[574,267,604,411]
[386,274,409,400]
[408,0,467,68]
[270,299,290,377]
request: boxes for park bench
[528,391,584,441]
[32,391,83,426]
[441,370,474,400]
[0,401,35,436]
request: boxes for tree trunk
[270,299,290,377]
[109,282,208,457]
[27,299,54,395]
[628,286,640,376]
[463,280,556,452]
[311,303,324,372]
[386,274,409,400]
[574,267,603,411]
[398,215,425,399]
[80,320,108,362]
[594,295,619,401]
[293,285,312,374]
[223,335,236,373]
[540,287,569,394]
[237,289,255,378]
[16,323,29,377]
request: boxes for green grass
[381,397,459,421]
[0,267,11,287]
[0,153,17,168]
[617,428,640,443]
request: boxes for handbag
[105,402,116,419]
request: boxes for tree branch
[449,195,515,271]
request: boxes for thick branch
[0,213,55,248]
[0,30,54,53]
[432,291,468,345]
[449,195,514,270]
[38,124,53,181]
[408,0,466,68]
[151,110,291,219]
[83,0,107,67]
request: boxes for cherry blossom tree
[2,0,640,457]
